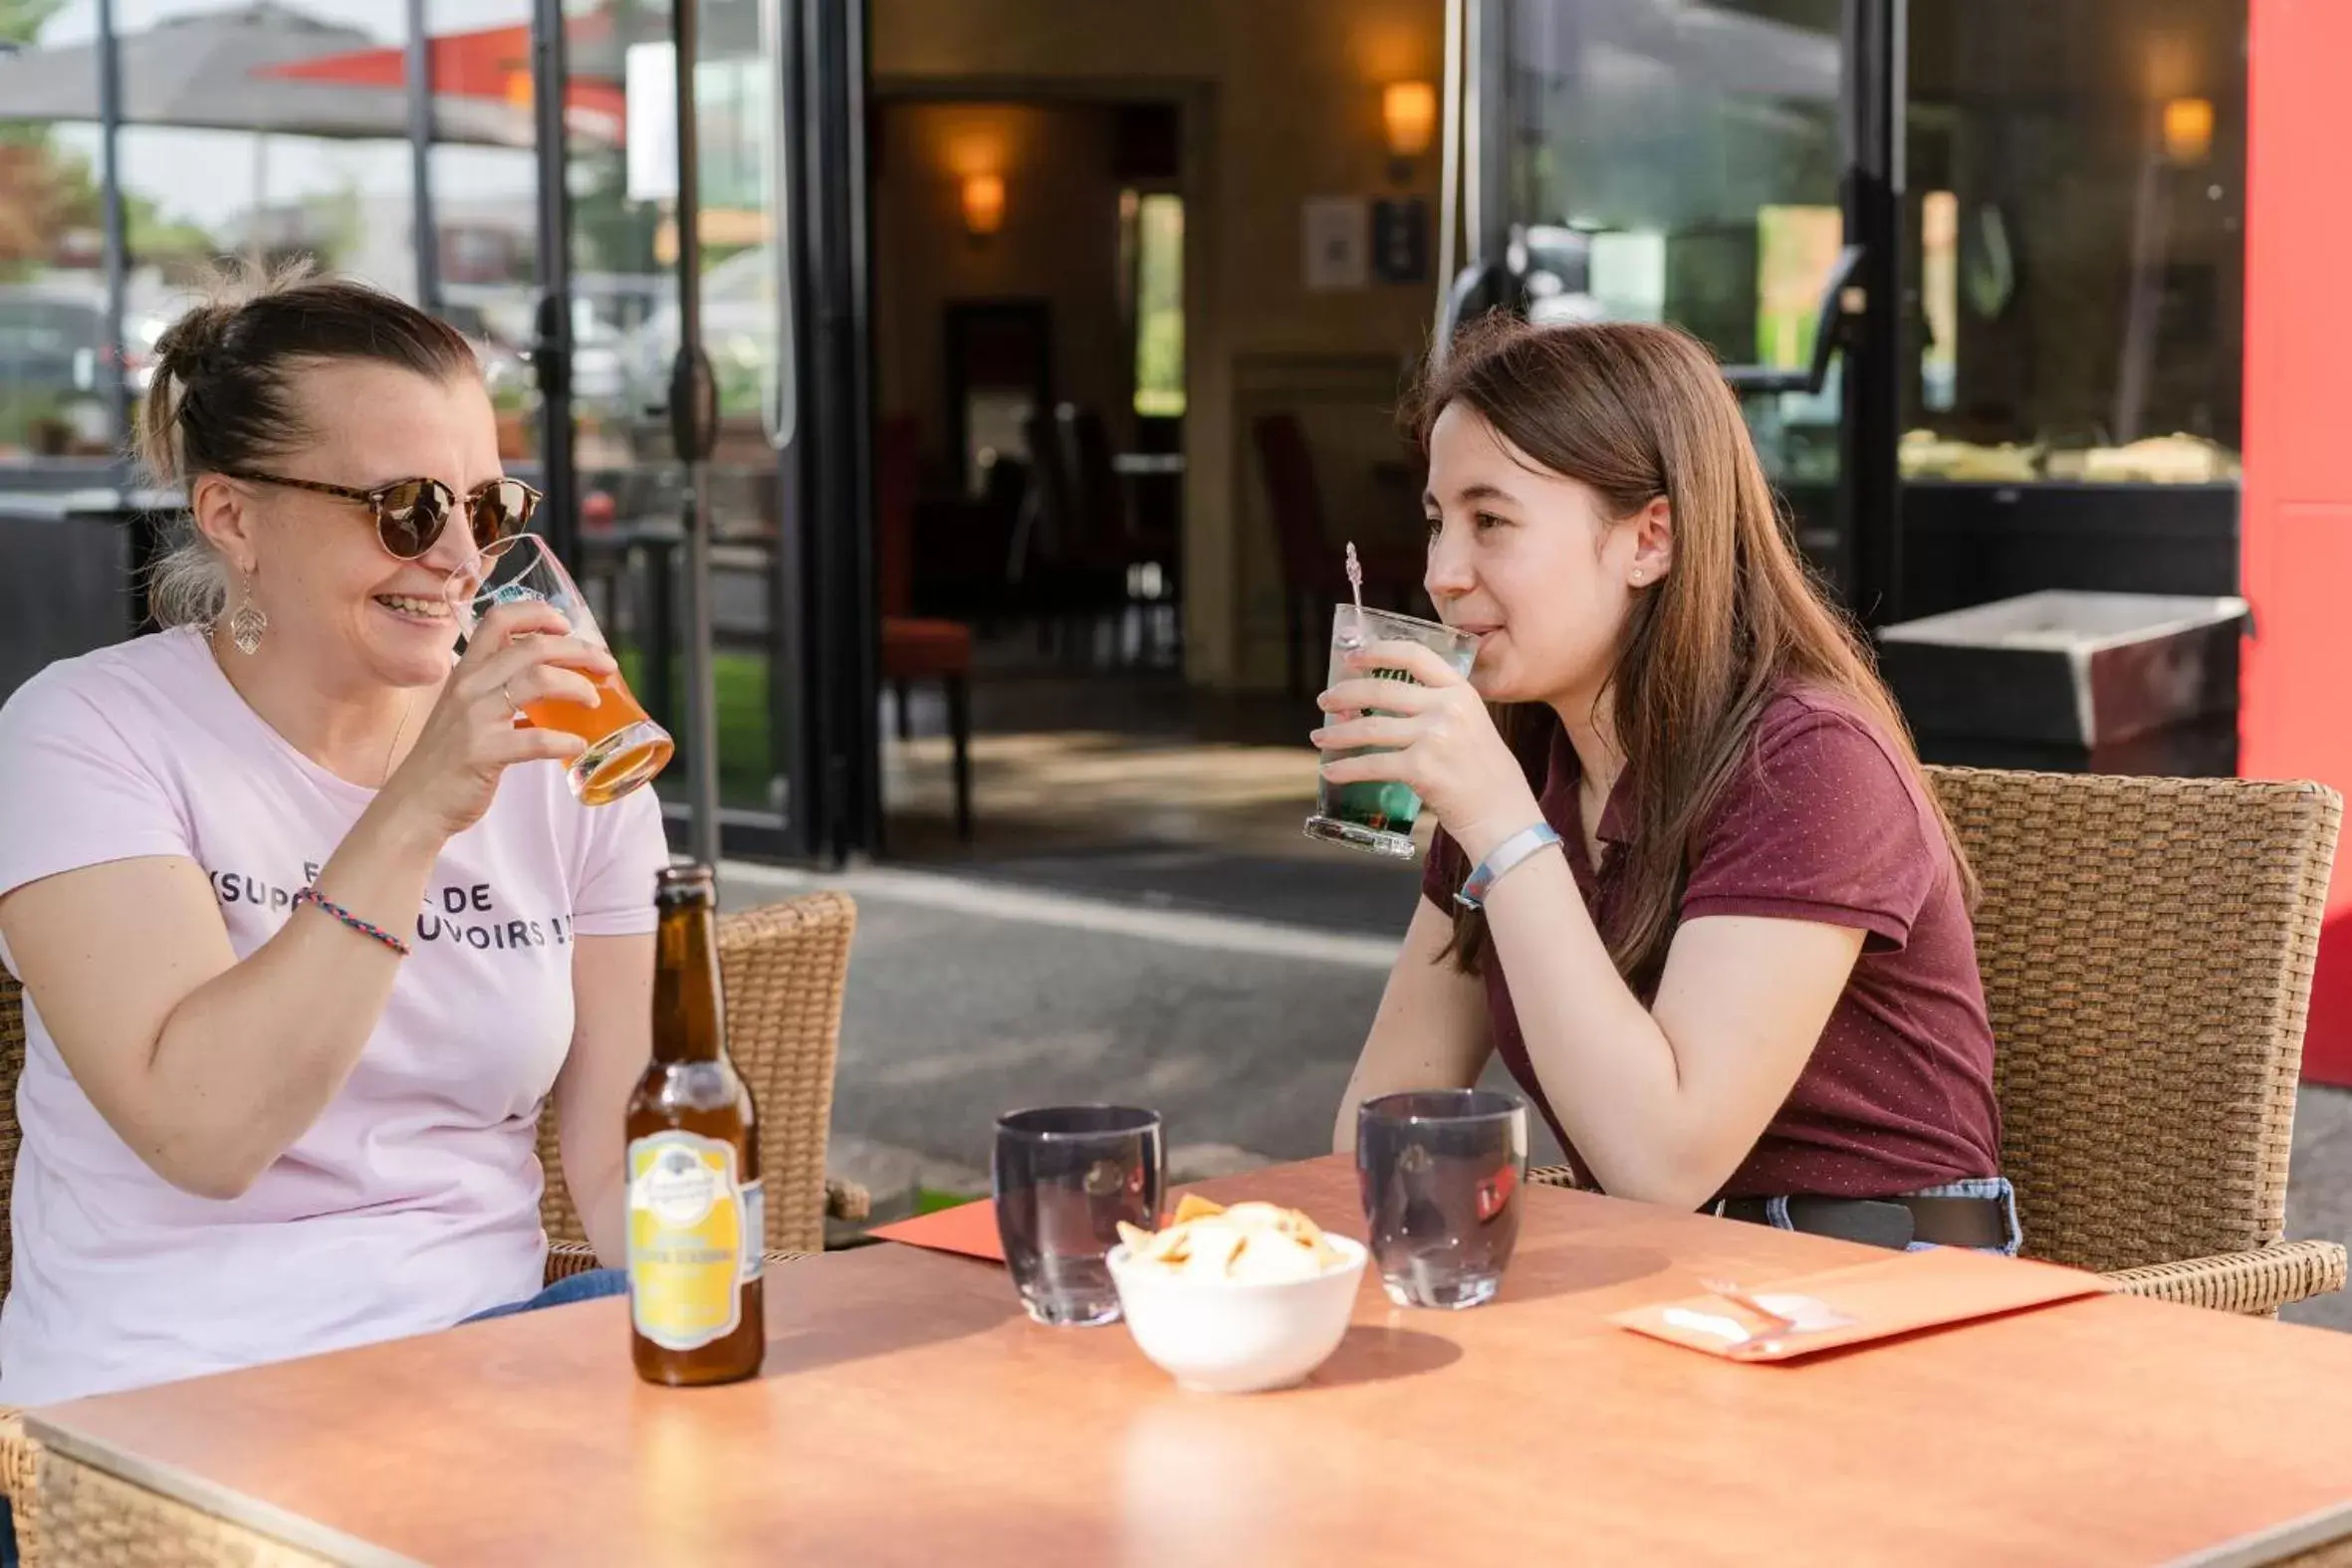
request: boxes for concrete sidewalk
[721,859,2352,1330]
[719,859,1428,1201]
[2286,1088,2352,1329]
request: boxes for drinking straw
[1345,542,1366,643]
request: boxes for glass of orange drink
[448,533,674,806]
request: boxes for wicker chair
[1535,767,2349,1315]
[0,890,859,1563]
[0,970,25,1562]
[541,891,867,1273]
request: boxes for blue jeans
[0,1268,631,1568]
[461,1265,628,1322]
[1726,1177,2025,1255]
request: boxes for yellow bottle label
[626,1131,753,1351]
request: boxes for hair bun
[152,258,322,384]
[152,300,234,384]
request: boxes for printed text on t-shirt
[208,864,577,951]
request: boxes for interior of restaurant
[857,0,1450,917]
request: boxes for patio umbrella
[257,20,626,146]
[0,1,535,146]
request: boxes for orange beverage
[519,668,675,806]
[454,534,676,807]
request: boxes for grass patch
[914,1187,983,1215]
[614,644,775,809]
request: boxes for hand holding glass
[1304,606,1481,858]
[447,534,673,806]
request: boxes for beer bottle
[625,863,764,1386]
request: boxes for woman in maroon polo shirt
[1324,316,2016,1254]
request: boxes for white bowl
[1106,1234,1368,1394]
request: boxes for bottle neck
[651,899,725,1064]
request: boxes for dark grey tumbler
[1355,1089,1529,1309]
[993,1105,1166,1326]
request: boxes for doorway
[868,90,1276,869]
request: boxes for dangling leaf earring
[227,568,268,655]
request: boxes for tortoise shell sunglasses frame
[220,471,541,560]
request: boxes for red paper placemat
[1611,1246,2108,1363]
[867,1199,1005,1261]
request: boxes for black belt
[1716,1193,2007,1251]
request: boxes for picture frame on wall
[1302,196,1369,291]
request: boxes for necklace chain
[382,693,416,786]
[207,633,422,788]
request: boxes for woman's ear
[1628,496,1673,586]
[189,473,259,577]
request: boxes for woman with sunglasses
[0,266,665,1444]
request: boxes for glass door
[520,0,872,861]
[1458,0,1905,619]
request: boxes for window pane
[588,0,787,816]
[0,0,109,464]
[426,0,542,465]
[98,0,419,469]
[1902,0,2246,484]
[113,0,419,290]
[695,0,785,813]
[1132,192,1184,418]
[1499,0,1848,543]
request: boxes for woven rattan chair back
[0,972,19,1304]
[537,891,856,1256]
[1931,767,2341,1273]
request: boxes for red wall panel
[2242,0,2352,1082]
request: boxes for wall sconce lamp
[1382,80,1436,183]
[2162,97,2214,164]
[961,172,1006,239]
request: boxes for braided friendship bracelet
[292,886,412,958]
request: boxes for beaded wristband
[292,886,411,958]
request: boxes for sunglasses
[224,471,541,560]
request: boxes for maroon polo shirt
[1422,688,2001,1201]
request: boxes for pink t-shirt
[0,627,667,1406]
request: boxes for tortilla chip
[1119,1198,1346,1280]
[1171,1194,1226,1226]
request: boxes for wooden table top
[30,1158,2352,1568]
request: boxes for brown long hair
[1419,314,1966,989]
